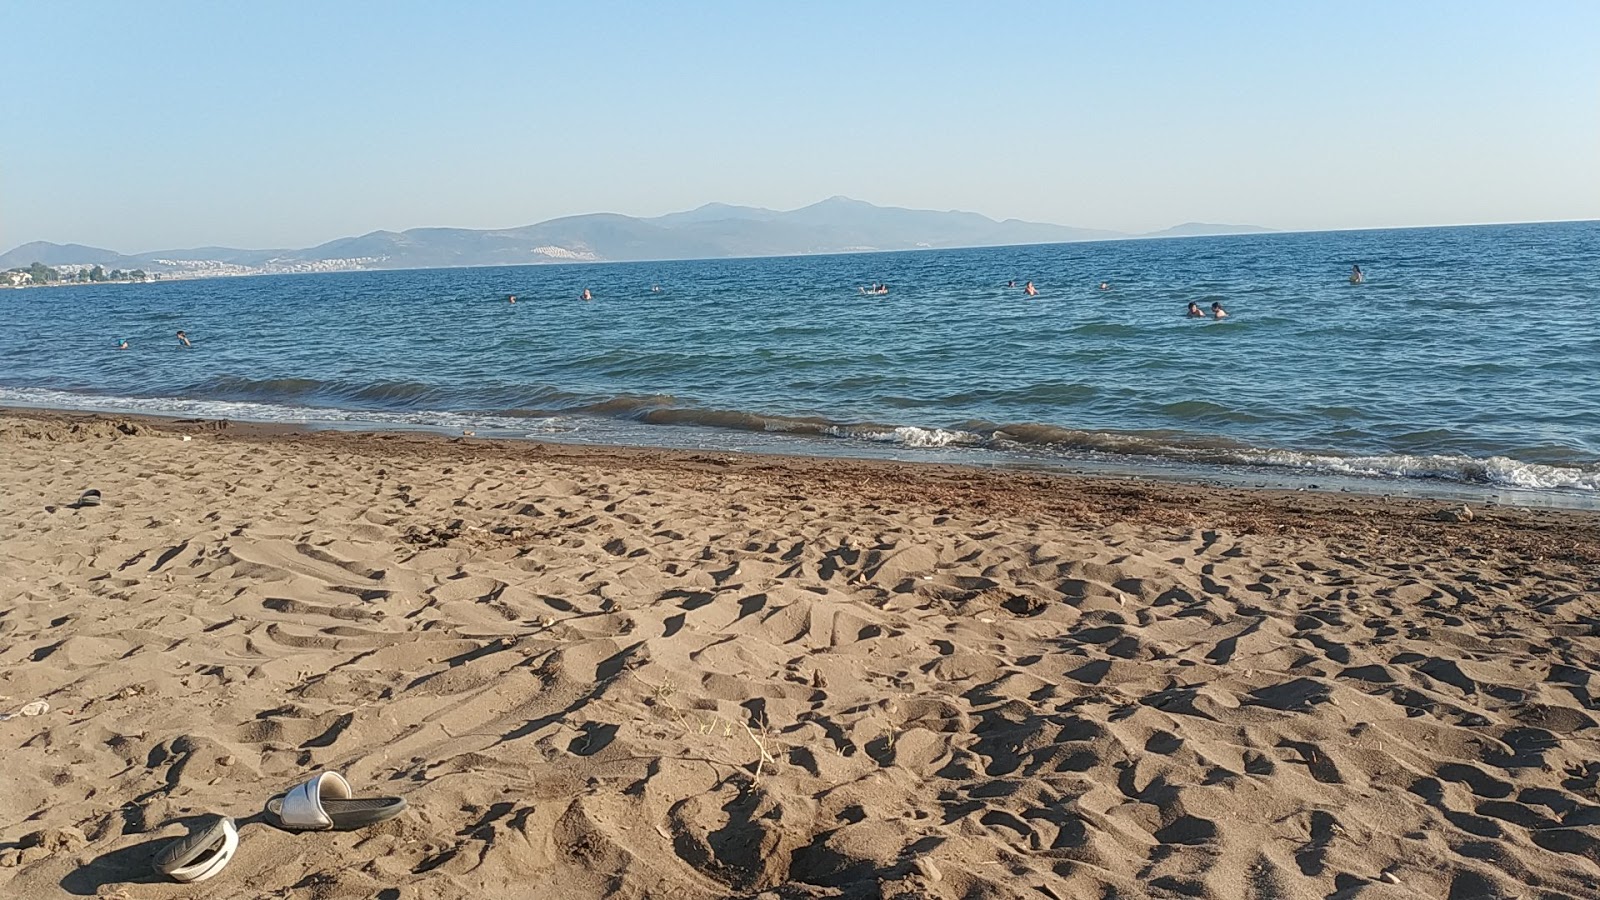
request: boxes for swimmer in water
[116,338,128,350]
[1024,281,1038,297]
[1211,302,1228,319]
[1350,264,1364,285]
[508,294,516,304]
[176,330,192,347]
[581,288,592,301]
[877,284,889,295]
[1187,302,1205,318]
[1007,280,1016,288]
[1099,281,1110,291]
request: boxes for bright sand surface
[3,410,1600,899]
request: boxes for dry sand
[2,409,1599,899]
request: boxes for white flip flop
[153,816,238,883]
[265,771,406,831]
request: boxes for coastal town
[1,255,386,287]
[2,262,151,287]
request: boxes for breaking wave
[2,384,1595,495]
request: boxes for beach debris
[1431,505,1474,523]
[1380,870,1401,884]
[182,435,192,442]
[742,720,776,784]
[0,699,49,721]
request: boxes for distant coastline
[1,197,1275,282]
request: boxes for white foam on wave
[519,417,579,435]
[863,425,975,448]
[0,386,542,436]
[1244,449,1600,492]
[6,385,1594,494]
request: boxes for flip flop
[75,490,102,508]
[264,771,406,831]
[153,816,238,883]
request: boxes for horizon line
[6,210,1599,259]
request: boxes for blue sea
[3,221,1597,505]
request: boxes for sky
[3,2,1597,252]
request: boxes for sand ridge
[2,411,1600,899]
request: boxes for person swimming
[1024,281,1038,297]
[1007,280,1016,288]
[1187,302,1206,318]
[508,294,517,304]
[1211,302,1228,319]
[1350,264,1364,284]
[876,284,889,295]
[176,330,192,347]
[116,338,128,350]
[1098,282,1110,291]
[581,288,592,301]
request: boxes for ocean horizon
[3,220,1596,506]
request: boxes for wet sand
[2,409,1599,899]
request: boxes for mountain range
[0,197,1273,277]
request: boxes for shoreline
[7,405,1600,558]
[5,399,1598,515]
[5,407,1600,897]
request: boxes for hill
[0,241,149,270]
[2,201,1279,277]
[1140,222,1276,239]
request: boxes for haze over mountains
[1,197,1272,277]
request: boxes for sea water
[2,221,1597,504]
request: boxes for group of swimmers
[1002,264,1366,319]
[507,284,673,305]
[507,288,600,302]
[496,264,1366,318]
[123,262,1370,355]
[115,330,192,350]
[505,287,615,303]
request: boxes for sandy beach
[3,409,1599,899]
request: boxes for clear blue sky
[4,2,1596,252]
